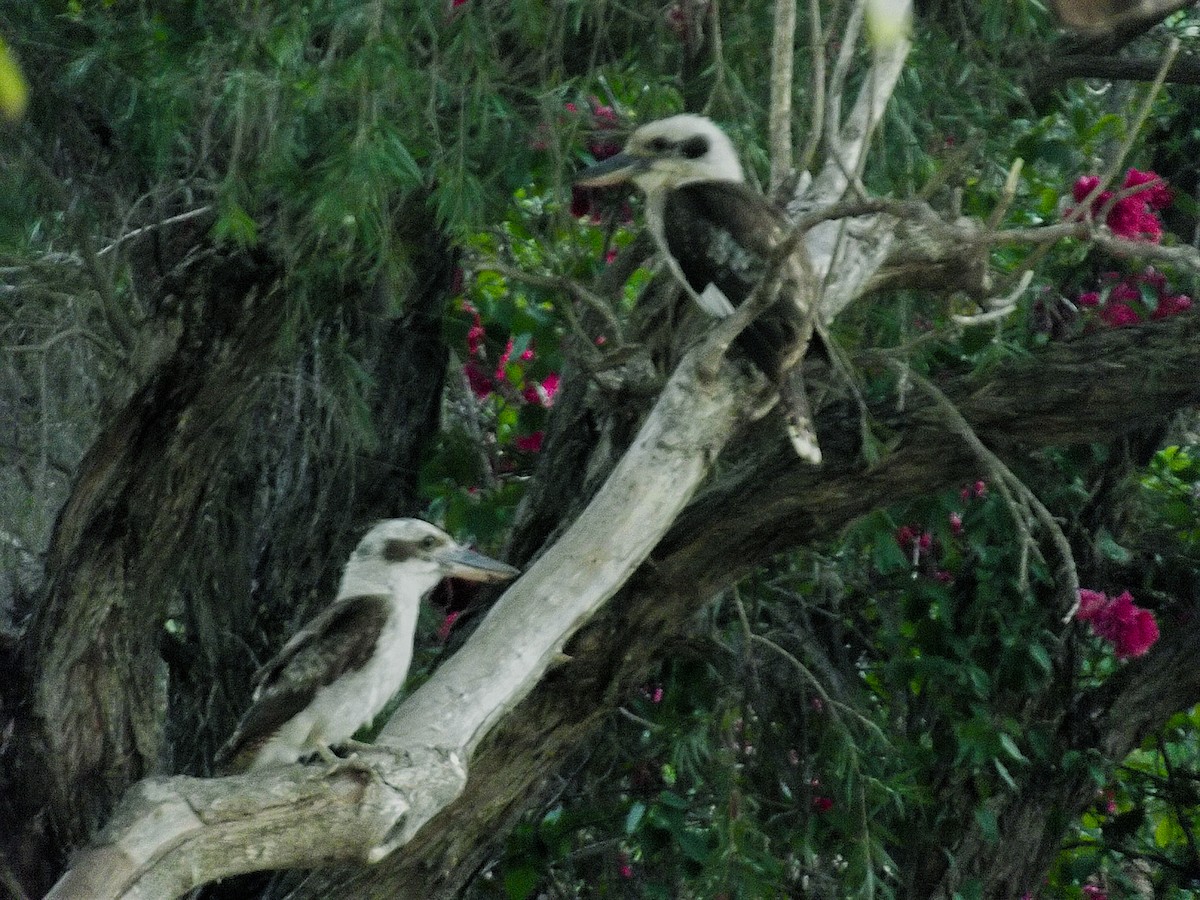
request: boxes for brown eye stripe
[382,539,418,562]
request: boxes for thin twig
[768,0,798,199]
[97,206,214,258]
[897,363,1080,615]
[797,0,826,175]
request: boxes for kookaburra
[215,518,519,773]
[576,114,821,463]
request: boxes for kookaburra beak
[574,152,647,187]
[437,544,520,583]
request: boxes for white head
[575,114,744,194]
[339,518,519,601]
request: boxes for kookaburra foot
[316,742,385,787]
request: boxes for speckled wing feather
[215,594,390,773]
[663,181,820,462]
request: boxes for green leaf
[1095,528,1132,564]
[212,198,258,247]
[0,38,27,121]
[873,536,910,575]
[625,801,646,835]
[1028,643,1053,675]
[675,828,711,863]
[502,863,538,900]
[1154,813,1185,848]
[992,758,1017,791]
[974,807,999,844]
[999,733,1029,764]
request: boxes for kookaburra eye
[421,535,439,550]
[647,137,672,153]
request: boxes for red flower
[1076,589,1109,621]
[588,140,622,161]
[467,322,485,357]
[514,431,544,452]
[1154,293,1192,319]
[570,185,594,218]
[1124,168,1172,209]
[1068,170,1170,242]
[1099,301,1140,327]
[1074,589,1159,659]
[437,611,462,642]
[1077,291,1100,308]
[464,361,493,399]
[495,337,521,380]
[1072,175,1102,203]
[812,796,834,813]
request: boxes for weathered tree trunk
[2,204,457,896]
[8,247,282,888]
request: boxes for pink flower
[1068,170,1170,242]
[464,361,493,399]
[618,851,635,879]
[521,372,560,407]
[1082,885,1107,900]
[934,570,952,585]
[652,686,663,703]
[1099,302,1140,327]
[437,611,462,642]
[1154,293,1192,320]
[812,796,834,813]
[495,337,514,380]
[514,431,544,452]
[588,140,622,161]
[467,322,485,357]
[1076,589,1109,621]
[1124,168,1172,209]
[973,480,987,498]
[1073,175,1101,203]
[949,511,963,535]
[1099,788,1118,816]
[1074,589,1159,659]
[604,248,618,265]
[1077,291,1100,308]
[590,99,619,127]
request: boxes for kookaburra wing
[575,114,820,463]
[215,518,519,773]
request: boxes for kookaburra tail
[575,114,821,463]
[215,518,519,773]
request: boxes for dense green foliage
[4,1,1200,898]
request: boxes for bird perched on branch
[215,518,519,774]
[576,114,821,463]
